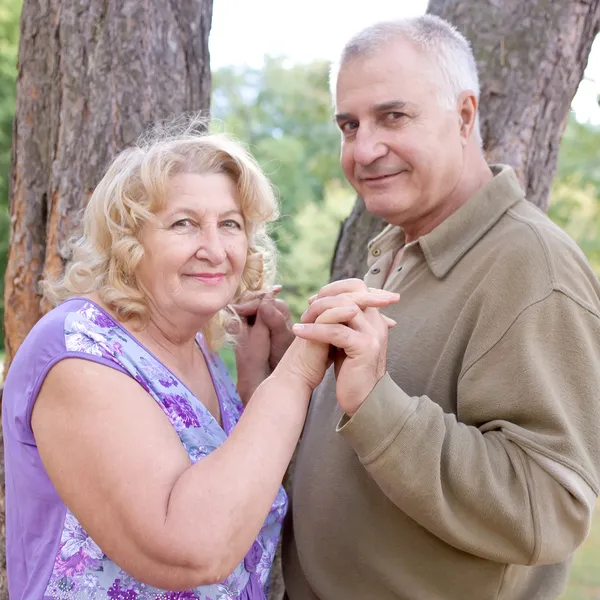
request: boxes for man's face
[335,39,465,228]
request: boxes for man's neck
[404,159,493,244]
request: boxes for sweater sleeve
[337,290,600,565]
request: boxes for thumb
[258,296,286,329]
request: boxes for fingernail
[292,323,305,332]
[308,294,317,304]
[272,284,283,292]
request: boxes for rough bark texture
[330,0,600,282]
[4,0,213,368]
[1,0,213,595]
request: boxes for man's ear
[457,90,478,145]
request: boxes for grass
[561,503,600,600]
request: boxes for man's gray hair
[330,15,482,144]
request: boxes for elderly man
[281,14,600,600]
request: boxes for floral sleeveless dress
[40,299,288,599]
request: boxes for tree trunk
[1,0,213,595]
[330,0,600,282]
[4,0,213,368]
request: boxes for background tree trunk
[1,0,213,595]
[330,0,600,282]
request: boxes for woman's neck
[86,292,205,373]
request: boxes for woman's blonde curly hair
[42,116,279,351]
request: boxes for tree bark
[330,0,600,282]
[4,0,213,368]
[1,0,213,595]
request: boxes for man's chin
[362,194,410,223]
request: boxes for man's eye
[385,112,406,121]
[340,121,359,134]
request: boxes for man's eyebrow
[334,100,408,122]
[334,112,353,123]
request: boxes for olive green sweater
[282,165,600,600]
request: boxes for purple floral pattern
[43,301,287,599]
[160,393,202,428]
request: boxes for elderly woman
[2,122,398,600]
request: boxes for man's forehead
[335,58,435,114]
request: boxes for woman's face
[136,171,249,322]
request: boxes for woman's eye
[172,218,192,228]
[221,219,243,230]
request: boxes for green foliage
[211,56,350,252]
[0,0,22,350]
[278,181,355,320]
[549,115,600,274]
[555,115,600,188]
[549,175,600,272]
[560,504,600,599]
[219,345,237,381]
[211,58,355,322]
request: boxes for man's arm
[337,290,600,565]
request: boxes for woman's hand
[292,279,399,416]
[232,287,294,404]
[233,286,294,371]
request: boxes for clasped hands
[233,279,399,416]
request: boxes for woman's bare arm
[32,351,313,590]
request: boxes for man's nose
[352,127,388,166]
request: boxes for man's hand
[293,279,399,416]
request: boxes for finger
[258,296,288,329]
[260,296,291,326]
[307,278,368,304]
[240,285,283,303]
[295,307,392,347]
[232,285,283,315]
[362,305,397,328]
[238,308,271,344]
[334,306,394,334]
[273,298,291,320]
[226,318,242,335]
[302,290,399,323]
[314,305,361,325]
[232,298,262,317]
[292,322,362,352]
[383,315,397,328]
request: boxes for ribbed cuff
[336,373,418,461]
